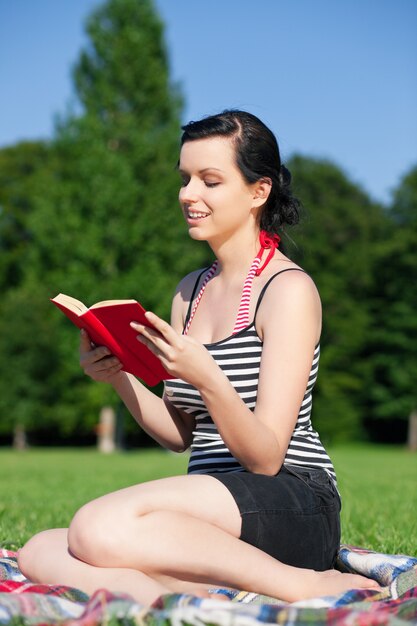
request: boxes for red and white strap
[184,261,218,336]
[184,231,280,336]
[232,255,262,333]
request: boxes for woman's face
[178,136,260,242]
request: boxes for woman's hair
[180,109,300,234]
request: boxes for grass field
[1,444,416,555]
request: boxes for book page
[91,299,137,309]
[52,294,88,315]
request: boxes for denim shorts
[210,464,341,570]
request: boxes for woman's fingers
[83,354,123,381]
[79,328,93,352]
[131,312,181,349]
[144,311,173,335]
[80,342,109,365]
[130,312,215,384]
[79,330,122,380]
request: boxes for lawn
[0,444,416,555]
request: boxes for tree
[286,156,388,442]
[0,0,210,444]
[0,142,55,444]
[27,0,209,309]
[0,141,50,291]
[364,165,417,443]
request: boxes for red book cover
[51,294,174,386]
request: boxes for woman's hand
[79,329,123,384]
[131,312,219,388]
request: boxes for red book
[51,293,174,386]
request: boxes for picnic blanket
[0,546,416,625]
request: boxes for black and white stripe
[164,325,336,481]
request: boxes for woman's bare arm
[79,273,200,452]
[198,271,321,474]
[110,372,194,452]
[135,271,321,473]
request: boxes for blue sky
[0,0,416,205]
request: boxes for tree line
[0,0,415,447]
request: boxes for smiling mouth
[187,211,210,220]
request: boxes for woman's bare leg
[19,475,379,605]
[18,529,171,604]
[71,509,379,602]
[18,529,226,602]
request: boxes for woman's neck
[209,228,260,281]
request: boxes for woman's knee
[18,529,65,581]
[67,499,121,566]
[17,536,39,580]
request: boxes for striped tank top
[164,263,336,481]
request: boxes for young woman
[18,110,379,605]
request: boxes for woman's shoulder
[260,251,316,288]
[170,267,211,330]
[261,262,320,306]
[255,261,322,344]
[173,267,210,301]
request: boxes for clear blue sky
[1,0,416,205]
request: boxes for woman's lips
[186,210,210,223]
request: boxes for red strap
[255,230,280,276]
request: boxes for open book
[51,293,174,386]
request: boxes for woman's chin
[187,226,209,241]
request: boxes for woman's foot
[289,568,381,602]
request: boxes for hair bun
[279,164,291,188]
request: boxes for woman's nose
[179,179,199,203]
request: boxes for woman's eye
[179,176,219,188]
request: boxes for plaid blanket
[0,546,416,625]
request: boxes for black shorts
[210,464,341,570]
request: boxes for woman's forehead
[179,136,237,171]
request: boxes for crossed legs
[18,474,379,605]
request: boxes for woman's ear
[252,178,272,208]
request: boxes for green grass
[0,448,188,550]
[0,444,416,555]
[331,444,417,554]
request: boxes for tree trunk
[13,423,27,450]
[97,406,116,453]
[407,410,417,451]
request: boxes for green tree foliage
[27,0,208,309]
[364,165,417,441]
[0,142,56,440]
[287,156,388,442]
[0,1,414,446]
[0,0,210,443]
[0,141,50,290]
